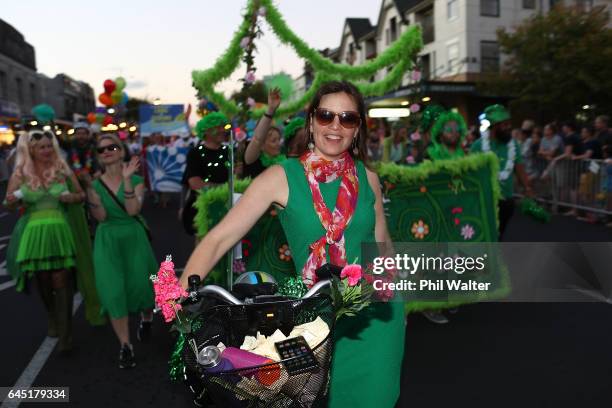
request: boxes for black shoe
[136,320,152,343]
[119,344,136,369]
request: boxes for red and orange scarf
[299,151,359,287]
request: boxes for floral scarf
[299,151,359,287]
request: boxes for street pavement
[0,185,611,407]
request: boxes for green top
[277,158,375,269]
[92,175,144,224]
[471,137,523,199]
[20,181,68,212]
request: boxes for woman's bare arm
[366,168,394,258]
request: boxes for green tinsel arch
[192,0,423,118]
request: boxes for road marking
[0,294,82,408]
[0,260,7,277]
[0,235,10,242]
[0,279,15,292]
[0,212,9,219]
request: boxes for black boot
[36,281,57,337]
[54,286,74,355]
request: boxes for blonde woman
[4,129,85,354]
[85,133,155,369]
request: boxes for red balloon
[103,79,116,94]
[103,115,114,126]
[87,112,96,124]
[98,93,113,107]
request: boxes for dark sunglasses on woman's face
[29,131,54,141]
[314,108,361,129]
[96,144,120,154]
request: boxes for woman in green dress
[85,133,156,369]
[4,129,85,354]
[181,81,405,407]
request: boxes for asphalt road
[0,185,610,408]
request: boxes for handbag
[98,178,153,242]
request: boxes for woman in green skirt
[85,133,156,369]
[181,81,406,407]
[4,129,85,354]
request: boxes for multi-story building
[0,19,41,126]
[39,73,95,124]
[308,0,609,123]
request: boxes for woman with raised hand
[181,81,405,407]
[85,133,156,369]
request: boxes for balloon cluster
[87,77,129,125]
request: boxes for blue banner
[145,145,189,192]
[139,104,189,137]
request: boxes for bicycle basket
[182,295,335,407]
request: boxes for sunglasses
[96,144,120,154]
[29,131,53,141]
[314,108,361,129]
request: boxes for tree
[485,5,612,124]
[124,96,150,123]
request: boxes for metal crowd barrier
[517,157,612,216]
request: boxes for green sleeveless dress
[92,175,155,319]
[12,182,76,274]
[278,158,405,408]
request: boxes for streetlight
[153,98,161,106]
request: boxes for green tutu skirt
[16,209,76,272]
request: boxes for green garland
[193,179,252,237]
[192,0,423,118]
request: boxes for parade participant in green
[426,110,468,160]
[86,133,156,368]
[4,129,85,354]
[181,81,405,408]
[181,112,231,235]
[470,104,533,239]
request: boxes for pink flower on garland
[411,70,422,82]
[410,131,421,141]
[409,103,420,113]
[244,71,256,85]
[406,155,416,164]
[151,255,188,322]
[461,224,475,240]
[247,97,256,108]
[340,264,362,287]
[240,36,251,49]
[257,6,267,16]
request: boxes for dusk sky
[3,1,380,109]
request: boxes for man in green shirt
[470,104,533,240]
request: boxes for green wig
[427,111,468,161]
[430,111,467,145]
[283,117,305,140]
[195,112,229,139]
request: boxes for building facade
[306,0,609,124]
[39,73,95,123]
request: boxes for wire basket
[182,295,335,407]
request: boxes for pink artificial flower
[151,256,188,322]
[340,264,362,287]
[257,6,267,16]
[410,103,420,113]
[410,131,421,141]
[461,224,475,240]
[240,36,251,49]
[244,71,256,85]
[247,97,256,108]
[406,156,416,164]
[374,278,395,302]
[411,70,422,82]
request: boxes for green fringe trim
[191,0,423,118]
[194,179,252,237]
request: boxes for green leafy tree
[485,5,612,124]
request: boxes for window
[481,41,500,73]
[447,42,460,72]
[522,0,535,9]
[447,0,459,20]
[385,28,390,45]
[0,71,6,98]
[16,78,23,104]
[390,17,398,42]
[480,0,500,17]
